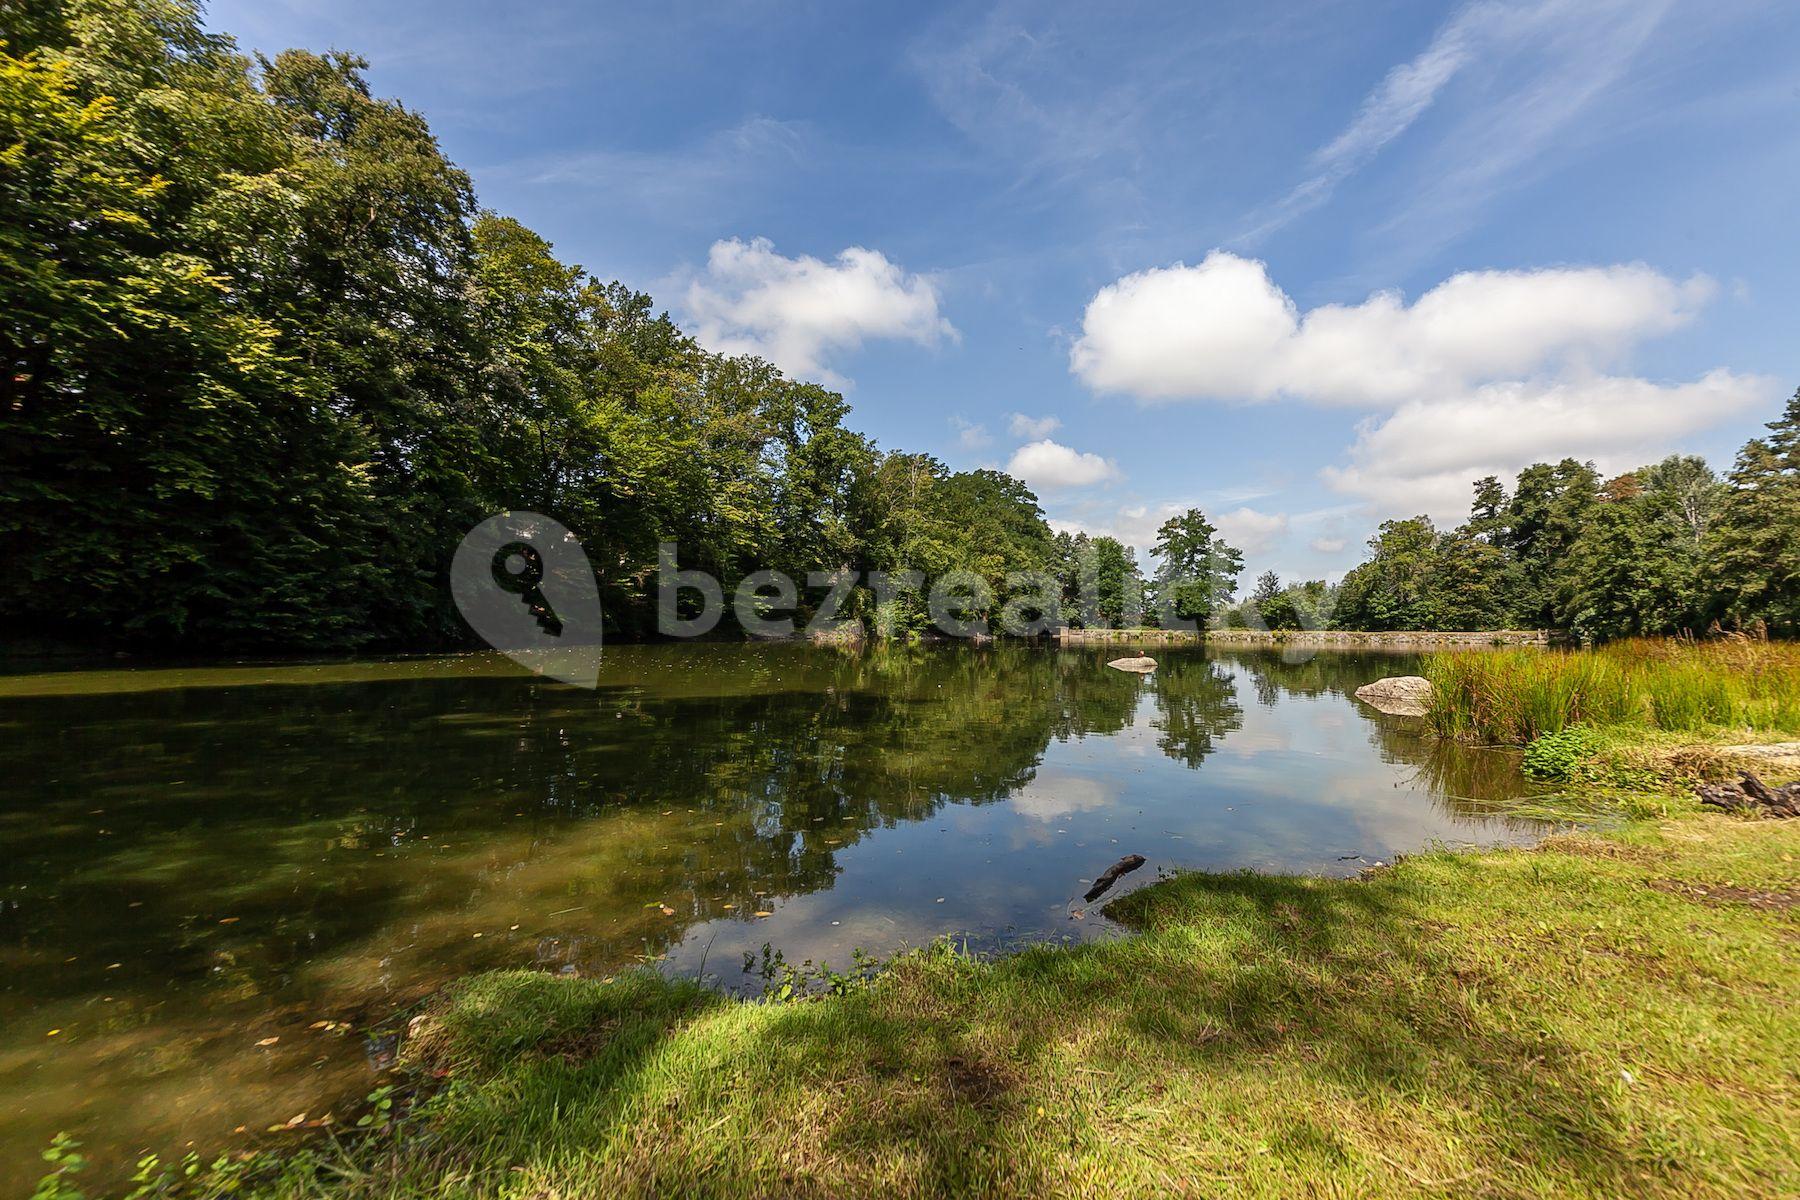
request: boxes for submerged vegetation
[8,1,1799,1194]
[36,808,1800,1199]
[1423,638,1800,744]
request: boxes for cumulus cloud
[1070,251,1711,406]
[1321,370,1777,524]
[1308,537,1348,555]
[1007,412,1062,439]
[1069,248,1767,524]
[684,237,956,385]
[1213,507,1290,557]
[1005,440,1119,490]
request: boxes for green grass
[48,791,1799,1199]
[1424,638,1800,744]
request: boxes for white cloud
[1246,2,1482,237]
[1308,537,1348,555]
[1009,773,1120,823]
[1071,249,1763,525]
[1311,10,1476,176]
[683,237,956,385]
[1048,504,1171,556]
[950,416,992,450]
[1007,412,1062,439]
[1070,251,1711,406]
[1212,507,1290,557]
[1366,0,1675,261]
[529,117,809,208]
[1242,0,1674,248]
[1005,440,1120,490]
[1046,500,1288,569]
[1321,370,1777,524]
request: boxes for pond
[0,643,1549,1189]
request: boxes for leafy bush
[1522,726,1606,780]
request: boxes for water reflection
[0,644,1546,1189]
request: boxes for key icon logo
[451,512,603,687]
[491,541,562,636]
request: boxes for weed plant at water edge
[1424,638,1800,744]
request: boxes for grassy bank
[1424,639,1800,744]
[44,793,1799,1198]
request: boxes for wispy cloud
[519,117,811,216]
[951,416,993,450]
[1253,3,1485,236]
[1240,0,1677,247]
[904,0,1251,250]
[1007,412,1061,439]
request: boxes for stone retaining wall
[1057,627,1551,647]
[1201,629,1551,647]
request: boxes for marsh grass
[1425,639,1800,744]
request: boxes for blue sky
[207,0,1800,583]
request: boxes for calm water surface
[0,644,1548,1188]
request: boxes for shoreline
[45,750,1798,1198]
[1204,628,1552,647]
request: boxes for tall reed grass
[1423,638,1800,744]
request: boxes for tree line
[1220,395,1800,641]
[2,0,1246,650]
[5,2,1792,652]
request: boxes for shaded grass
[70,805,1798,1199]
[1425,639,1800,744]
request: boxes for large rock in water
[1354,675,1432,717]
[1107,655,1158,673]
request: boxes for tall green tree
[1501,458,1599,628]
[1251,571,1305,630]
[1333,517,1440,631]
[0,1,394,647]
[1709,391,1800,634]
[1559,470,1709,641]
[1148,509,1242,627]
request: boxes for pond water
[0,643,1548,1189]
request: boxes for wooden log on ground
[1697,771,1800,818]
[1084,853,1147,902]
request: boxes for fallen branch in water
[1084,854,1147,902]
[1696,771,1800,818]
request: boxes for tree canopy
[1322,404,1800,640]
[5,1,1793,650]
[0,0,1249,649]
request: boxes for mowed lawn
[208,811,1800,1199]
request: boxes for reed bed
[1423,638,1800,744]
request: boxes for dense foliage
[5,1,1793,651]
[0,0,1231,650]
[1316,396,1800,641]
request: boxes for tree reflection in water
[0,644,1547,1191]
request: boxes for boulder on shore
[1354,675,1432,717]
[1107,655,1157,673]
